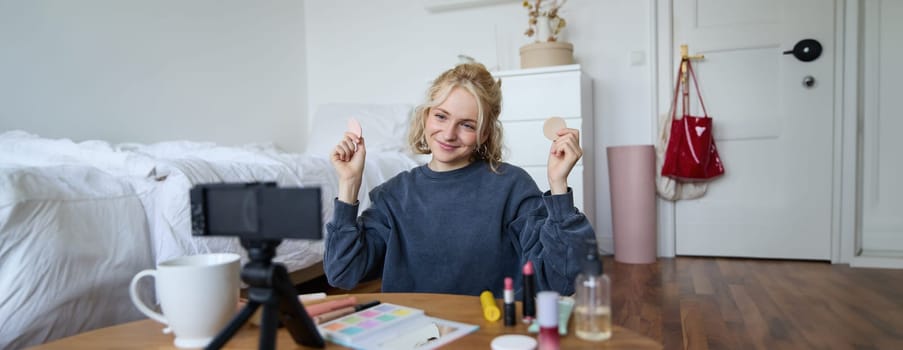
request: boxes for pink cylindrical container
[607,145,657,264]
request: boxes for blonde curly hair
[407,63,504,172]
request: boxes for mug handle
[129,269,168,325]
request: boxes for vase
[536,15,552,42]
[607,145,657,264]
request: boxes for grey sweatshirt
[324,160,595,298]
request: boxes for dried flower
[522,0,567,42]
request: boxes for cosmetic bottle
[536,291,559,350]
[574,241,611,341]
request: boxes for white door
[671,0,835,259]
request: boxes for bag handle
[670,58,710,121]
[683,59,709,118]
[669,59,685,121]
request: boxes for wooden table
[31,293,661,349]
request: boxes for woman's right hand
[331,132,366,204]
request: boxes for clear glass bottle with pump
[574,242,611,341]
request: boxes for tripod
[206,239,324,350]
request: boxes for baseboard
[850,253,903,269]
[598,235,614,255]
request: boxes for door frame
[650,0,864,265]
[842,0,903,268]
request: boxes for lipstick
[504,277,515,326]
[522,261,536,324]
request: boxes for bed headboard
[306,103,414,157]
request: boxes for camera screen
[191,183,322,240]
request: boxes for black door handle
[783,39,822,62]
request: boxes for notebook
[316,303,478,350]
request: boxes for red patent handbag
[660,59,725,181]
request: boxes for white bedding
[0,129,420,349]
[131,143,418,271]
[0,165,154,350]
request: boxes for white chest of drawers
[493,64,595,228]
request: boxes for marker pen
[313,300,381,324]
[503,277,515,326]
[297,292,327,302]
[304,296,358,317]
[522,261,536,324]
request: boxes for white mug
[129,253,241,348]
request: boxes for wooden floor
[307,257,903,350]
[609,257,903,350]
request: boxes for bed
[0,103,419,349]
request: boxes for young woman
[325,63,595,298]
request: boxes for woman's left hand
[547,128,583,195]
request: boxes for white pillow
[306,103,413,157]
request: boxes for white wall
[0,0,309,151]
[0,0,656,252]
[304,0,655,251]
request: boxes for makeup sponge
[542,117,566,140]
[347,117,362,138]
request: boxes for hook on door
[679,44,704,85]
